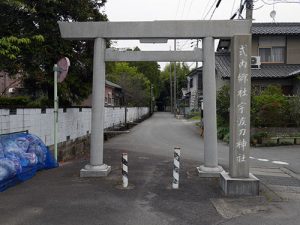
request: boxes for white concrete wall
[0,107,149,146]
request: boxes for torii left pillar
[80,38,111,177]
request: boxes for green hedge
[217,84,300,128]
[0,96,30,107]
[0,96,52,108]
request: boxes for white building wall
[0,107,149,146]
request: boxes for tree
[0,0,107,106]
[128,47,161,98]
[107,62,151,106]
[158,62,190,109]
[252,85,288,127]
[216,85,230,127]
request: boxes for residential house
[0,72,22,96]
[81,80,123,107]
[183,68,203,111]
[184,23,300,110]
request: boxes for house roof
[290,69,300,76]
[215,53,300,79]
[252,23,300,35]
[186,67,202,77]
[105,80,122,89]
[217,23,300,51]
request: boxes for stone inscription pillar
[219,35,259,196]
[229,35,251,178]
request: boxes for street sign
[57,57,70,83]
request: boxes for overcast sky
[104,0,300,69]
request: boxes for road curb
[280,167,300,180]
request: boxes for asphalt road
[1,112,300,225]
[106,112,300,174]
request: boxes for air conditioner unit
[251,56,261,69]
[8,88,15,93]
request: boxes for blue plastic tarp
[0,133,58,192]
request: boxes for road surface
[106,112,300,174]
[1,112,300,225]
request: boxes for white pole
[122,153,128,188]
[172,147,180,189]
[53,64,58,161]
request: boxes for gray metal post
[80,38,111,177]
[169,63,173,113]
[53,64,59,161]
[197,37,223,176]
[174,39,177,114]
[246,0,253,20]
[196,39,199,68]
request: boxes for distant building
[183,23,300,110]
[0,72,22,96]
[81,80,123,107]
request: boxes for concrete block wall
[0,107,149,146]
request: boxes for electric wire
[209,0,223,19]
[231,0,237,15]
[181,0,188,19]
[203,0,218,19]
[175,0,182,19]
[201,0,215,19]
[186,0,195,19]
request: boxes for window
[259,47,285,63]
[282,85,293,96]
[189,78,193,88]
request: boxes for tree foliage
[0,0,107,105]
[252,85,289,127]
[216,84,300,128]
[128,47,161,98]
[107,62,151,107]
[158,62,190,108]
[216,85,230,127]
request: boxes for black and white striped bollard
[172,147,180,189]
[122,153,128,188]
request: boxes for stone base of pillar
[80,164,111,177]
[220,172,259,196]
[197,165,223,177]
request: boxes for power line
[203,0,218,19]
[175,0,182,19]
[209,0,223,20]
[261,0,300,4]
[181,0,188,19]
[201,0,214,19]
[231,0,237,15]
[186,0,195,19]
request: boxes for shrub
[0,96,30,107]
[223,133,230,143]
[216,85,230,127]
[287,96,300,126]
[252,85,288,127]
[217,127,229,140]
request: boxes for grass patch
[189,115,201,121]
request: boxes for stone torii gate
[58,20,259,195]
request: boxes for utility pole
[196,39,199,68]
[174,39,177,115]
[169,61,173,113]
[246,0,253,20]
[151,84,154,114]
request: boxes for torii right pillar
[220,35,259,196]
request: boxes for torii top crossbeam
[58,20,251,40]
